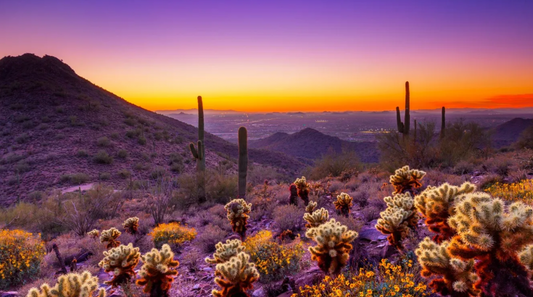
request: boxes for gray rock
[358,227,387,241]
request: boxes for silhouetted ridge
[491,117,533,147]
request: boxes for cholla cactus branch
[212,252,260,297]
[135,244,179,297]
[294,176,310,206]
[415,182,476,243]
[98,243,140,287]
[289,184,298,206]
[225,199,252,240]
[26,270,106,297]
[100,228,121,249]
[375,192,418,251]
[389,165,426,195]
[122,217,139,235]
[305,201,317,214]
[205,239,245,265]
[87,229,99,239]
[333,192,353,217]
[306,219,358,275]
[416,237,479,297]
[303,208,329,229]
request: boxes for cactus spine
[441,106,446,139]
[238,126,248,198]
[189,95,206,203]
[396,81,410,135]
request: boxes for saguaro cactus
[189,95,206,203]
[396,81,411,135]
[238,127,248,198]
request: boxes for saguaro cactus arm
[238,127,248,198]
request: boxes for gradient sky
[1,0,532,112]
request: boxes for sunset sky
[1,1,532,112]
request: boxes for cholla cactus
[87,229,100,239]
[122,217,139,234]
[389,165,426,195]
[212,252,260,297]
[289,184,298,206]
[306,218,358,275]
[294,176,310,205]
[375,192,418,250]
[205,239,245,265]
[416,237,479,297]
[415,182,476,243]
[98,243,141,287]
[225,199,252,240]
[519,245,533,279]
[100,228,121,249]
[333,192,353,216]
[306,201,317,214]
[26,270,105,297]
[423,192,533,296]
[303,208,329,229]
[136,244,179,297]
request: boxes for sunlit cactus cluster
[303,207,329,229]
[225,198,252,240]
[100,227,121,249]
[122,217,139,234]
[98,243,140,287]
[136,244,179,297]
[376,192,418,250]
[293,176,310,205]
[26,271,106,297]
[389,165,426,195]
[333,192,353,216]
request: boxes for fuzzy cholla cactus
[293,176,310,206]
[26,270,105,297]
[122,217,139,234]
[303,208,329,229]
[333,192,353,216]
[519,245,533,280]
[98,243,140,287]
[205,239,245,265]
[416,237,479,297]
[306,218,358,275]
[87,229,99,239]
[415,182,476,243]
[136,244,179,297]
[225,199,252,240]
[375,192,417,250]
[428,192,533,296]
[100,228,121,249]
[389,165,426,195]
[212,252,260,297]
[305,201,317,214]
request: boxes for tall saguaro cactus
[440,106,446,139]
[396,81,411,135]
[238,127,248,198]
[189,96,206,203]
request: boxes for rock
[252,287,264,297]
[358,227,386,241]
[381,244,398,258]
[0,292,18,297]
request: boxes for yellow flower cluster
[0,229,46,290]
[485,179,533,204]
[150,222,197,249]
[293,259,427,297]
[243,230,305,282]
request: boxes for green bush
[96,136,111,147]
[99,172,111,181]
[60,173,90,185]
[93,150,113,164]
[117,149,128,159]
[307,149,361,180]
[76,150,88,157]
[118,169,131,179]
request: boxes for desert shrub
[15,133,29,144]
[247,165,283,185]
[99,172,111,181]
[60,173,90,185]
[438,121,492,166]
[453,159,476,175]
[118,169,131,179]
[243,230,305,282]
[76,150,88,157]
[117,149,128,159]
[14,161,30,173]
[206,171,238,203]
[145,178,176,225]
[133,162,149,171]
[484,179,533,204]
[125,128,141,138]
[250,194,276,221]
[333,215,363,232]
[96,136,111,147]
[307,149,361,180]
[0,229,46,290]
[137,134,147,145]
[516,125,533,149]
[150,167,167,180]
[294,257,428,296]
[93,150,113,164]
[196,224,228,253]
[150,222,196,249]
[478,173,504,190]
[328,180,344,193]
[273,204,304,232]
[26,191,45,202]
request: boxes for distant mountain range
[0,54,303,204]
[249,128,379,164]
[491,118,533,148]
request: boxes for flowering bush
[0,229,46,290]
[150,222,196,249]
[293,257,428,297]
[485,179,533,204]
[243,230,305,282]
